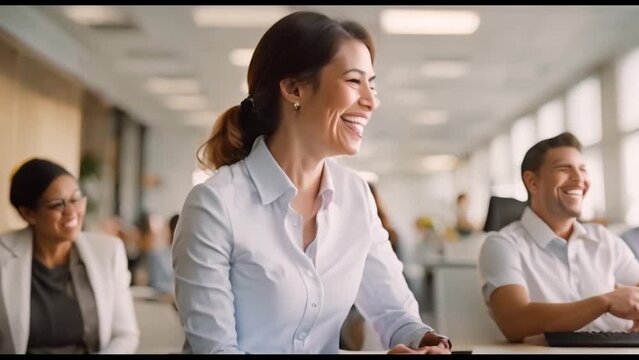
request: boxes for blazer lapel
[0,227,33,354]
[74,233,108,350]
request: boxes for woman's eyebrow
[342,68,376,81]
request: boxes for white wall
[143,125,206,220]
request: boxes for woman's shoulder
[0,226,29,240]
[0,227,31,252]
[78,232,124,252]
[192,162,248,195]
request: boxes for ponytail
[197,96,269,170]
[197,106,246,170]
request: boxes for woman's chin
[341,140,362,156]
[59,227,81,241]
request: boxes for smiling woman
[0,158,139,354]
[174,10,450,355]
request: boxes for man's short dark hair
[520,132,582,199]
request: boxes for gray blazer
[0,227,139,354]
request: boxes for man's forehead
[545,147,583,164]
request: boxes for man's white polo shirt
[478,206,639,332]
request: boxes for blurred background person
[0,158,139,354]
[368,183,400,257]
[146,214,178,305]
[455,193,478,237]
[125,212,164,286]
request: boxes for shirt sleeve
[172,183,244,354]
[478,232,527,303]
[353,181,434,349]
[611,231,639,286]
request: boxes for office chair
[483,196,528,232]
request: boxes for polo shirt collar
[521,207,599,247]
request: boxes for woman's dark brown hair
[197,11,375,170]
[10,158,72,211]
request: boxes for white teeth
[564,189,583,196]
[351,123,364,136]
[341,116,367,126]
[64,218,78,228]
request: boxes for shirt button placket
[294,269,321,352]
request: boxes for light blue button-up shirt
[479,206,639,332]
[172,136,432,354]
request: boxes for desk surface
[341,342,639,354]
[472,342,639,354]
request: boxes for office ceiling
[31,5,639,175]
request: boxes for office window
[537,99,565,141]
[468,147,490,226]
[489,133,513,197]
[566,76,602,147]
[617,47,639,132]
[510,116,537,201]
[622,132,639,225]
[581,147,605,221]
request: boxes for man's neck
[530,205,575,241]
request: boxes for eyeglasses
[40,191,87,213]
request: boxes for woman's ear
[18,206,37,226]
[279,78,300,105]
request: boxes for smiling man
[478,132,639,343]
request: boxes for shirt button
[297,332,307,340]
[311,303,318,309]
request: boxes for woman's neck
[266,130,324,195]
[33,232,73,268]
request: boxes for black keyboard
[545,331,639,347]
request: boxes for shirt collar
[521,206,599,247]
[245,135,296,205]
[570,220,599,243]
[244,135,336,207]
[319,160,335,208]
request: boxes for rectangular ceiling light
[145,77,201,94]
[164,95,208,110]
[413,110,449,125]
[381,9,480,35]
[193,6,290,28]
[420,60,470,78]
[116,51,186,74]
[229,48,254,67]
[62,6,131,27]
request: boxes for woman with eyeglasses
[0,158,139,354]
